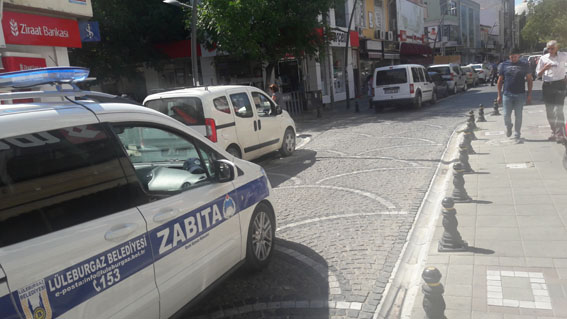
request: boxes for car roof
[144,85,262,101]
[375,64,425,71]
[428,64,456,68]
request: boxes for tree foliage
[521,0,567,50]
[69,0,188,84]
[196,0,337,82]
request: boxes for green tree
[197,0,336,88]
[521,0,567,51]
[69,0,188,85]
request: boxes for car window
[0,124,148,248]
[213,96,231,114]
[112,124,215,193]
[411,68,420,83]
[375,69,407,86]
[144,97,205,126]
[428,67,450,75]
[229,92,254,118]
[418,68,426,82]
[452,66,460,74]
[252,92,277,117]
[471,65,481,70]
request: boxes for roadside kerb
[373,122,465,319]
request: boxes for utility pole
[344,0,358,110]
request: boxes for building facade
[0,0,92,84]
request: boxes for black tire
[226,145,242,159]
[430,91,437,105]
[413,93,422,109]
[245,202,275,271]
[280,128,295,157]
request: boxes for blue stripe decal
[149,176,269,261]
[0,176,269,319]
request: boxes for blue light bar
[0,67,90,88]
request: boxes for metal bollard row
[477,104,487,122]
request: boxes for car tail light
[410,83,414,94]
[205,118,217,142]
[450,74,454,81]
[479,70,484,74]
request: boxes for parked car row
[370,62,489,112]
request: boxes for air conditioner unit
[374,29,382,39]
[387,31,394,41]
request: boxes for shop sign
[78,21,101,42]
[2,11,81,48]
[330,30,348,47]
[0,56,46,73]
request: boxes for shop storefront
[0,0,92,100]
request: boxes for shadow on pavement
[186,239,330,318]
[467,246,495,254]
[255,149,318,188]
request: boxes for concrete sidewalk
[405,102,567,318]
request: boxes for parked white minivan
[143,85,296,161]
[371,64,436,112]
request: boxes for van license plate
[384,88,398,94]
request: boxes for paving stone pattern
[186,88,500,318]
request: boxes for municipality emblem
[18,280,52,319]
[222,195,236,219]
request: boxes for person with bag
[536,40,567,143]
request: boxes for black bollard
[458,140,474,173]
[422,267,446,319]
[355,100,360,113]
[463,131,477,154]
[438,197,469,252]
[466,120,478,140]
[492,99,501,116]
[477,104,487,122]
[451,162,472,202]
[468,110,478,130]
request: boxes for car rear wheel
[280,128,295,157]
[430,91,437,105]
[245,202,275,271]
[226,145,242,159]
[413,93,422,109]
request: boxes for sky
[515,0,523,5]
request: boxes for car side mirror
[214,159,236,182]
[275,106,283,115]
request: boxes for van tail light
[450,74,454,81]
[409,83,415,94]
[205,118,217,142]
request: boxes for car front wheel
[245,202,275,270]
[280,128,295,157]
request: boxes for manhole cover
[484,131,505,136]
[506,162,534,169]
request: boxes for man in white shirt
[536,40,567,143]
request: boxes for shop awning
[399,42,432,56]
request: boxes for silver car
[427,64,467,94]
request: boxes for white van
[143,85,296,161]
[371,64,436,112]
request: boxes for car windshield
[375,69,407,86]
[428,67,450,75]
[144,97,205,126]
[471,65,481,70]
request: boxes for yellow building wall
[361,0,389,39]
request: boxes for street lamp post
[163,0,200,87]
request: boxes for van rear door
[374,68,410,100]
[144,97,206,136]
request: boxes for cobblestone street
[187,84,503,318]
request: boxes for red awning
[399,42,432,56]
[155,40,202,58]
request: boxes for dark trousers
[543,80,567,137]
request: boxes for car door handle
[254,120,257,131]
[153,208,180,223]
[258,119,261,130]
[104,223,139,241]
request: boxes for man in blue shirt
[497,49,534,141]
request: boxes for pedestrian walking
[269,83,282,105]
[536,40,567,143]
[497,49,534,141]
